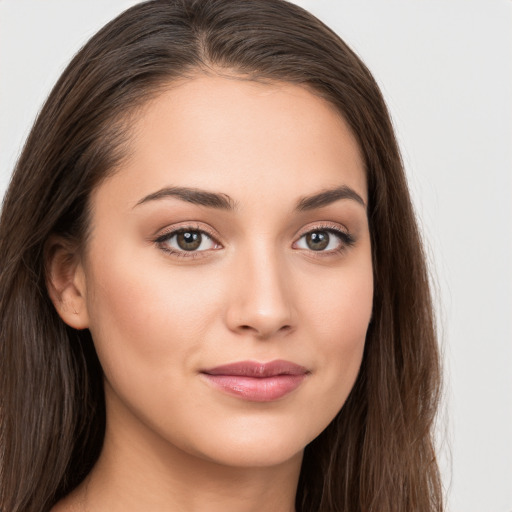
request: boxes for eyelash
[294,223,355,256]
[154,223,355,259]
[154,224,220,259]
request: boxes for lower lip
[201,374,307,402]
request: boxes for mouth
[200,360,310,402]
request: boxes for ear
[45,236,89,330]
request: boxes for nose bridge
[226,237,295,338]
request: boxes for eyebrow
[135,184,365,211]
[135,186,237,210]
[295,185,366,211]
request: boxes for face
[75,75,373,468]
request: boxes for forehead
[94,74,367,210]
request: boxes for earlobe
[45,236,89,330]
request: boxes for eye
[156,228,220,254]
[294,228,354,252]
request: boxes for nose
[225,247,296,339]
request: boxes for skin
[49,75,373,512]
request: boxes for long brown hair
[0,1,443,510]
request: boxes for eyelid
[154,223,223,257]
[293,222,355,252]
[153,221,354,258]
[154,222,219,241]
[295,221,351,240]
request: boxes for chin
[170,412,326,469]
[195,436,306,469]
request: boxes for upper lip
[201,360,309,378]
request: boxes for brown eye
[294,227,354,253]
[157,228,219,254]
[176,231,202,251]
[305,231,330,251]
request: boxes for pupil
[306,231,329,251]
[177,231,201,251]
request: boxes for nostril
[237,323,292,336]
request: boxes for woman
[0,0,443,511]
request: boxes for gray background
[1,1,511,510]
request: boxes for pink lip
[201,360,309,402]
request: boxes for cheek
[305,249,373,346]
[302,256,373,408]
[83,245,221,388]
